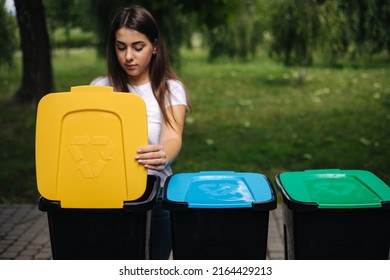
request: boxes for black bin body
[163,171,277,260]
[167,207,272,259]
[282,206,390,259]
[276,169,390,260]
[39,175,159,260]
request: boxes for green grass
[0,47,389,203]
[175,48,390,185]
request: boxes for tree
[14,0,54,104]
[0,0,17,67]
[269,0,320,67]
[205,0,264,62]
[366,0,390,56]
[268,0,321,84]
[339,0,390,58]
[317,0,390,65]
[44,0,78,52]
[317,0,351,66]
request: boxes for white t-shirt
[91,76,187,187]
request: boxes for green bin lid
[277,169,390,210]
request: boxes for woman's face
[115,27,156,85]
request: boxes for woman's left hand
[135,144,167,170]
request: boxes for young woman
[91,5,190,260]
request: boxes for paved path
[0,204,284,260]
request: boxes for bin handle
[304,169,341,173]
[199,171,235,174]
[123,175,160,212]
[71,85,114,94]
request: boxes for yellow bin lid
[35,86,148,208]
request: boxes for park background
[1,0,389,203]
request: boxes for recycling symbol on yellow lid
[68,133,115,178]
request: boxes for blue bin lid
[165,171,274,209]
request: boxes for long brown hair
[107,5,189,128]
